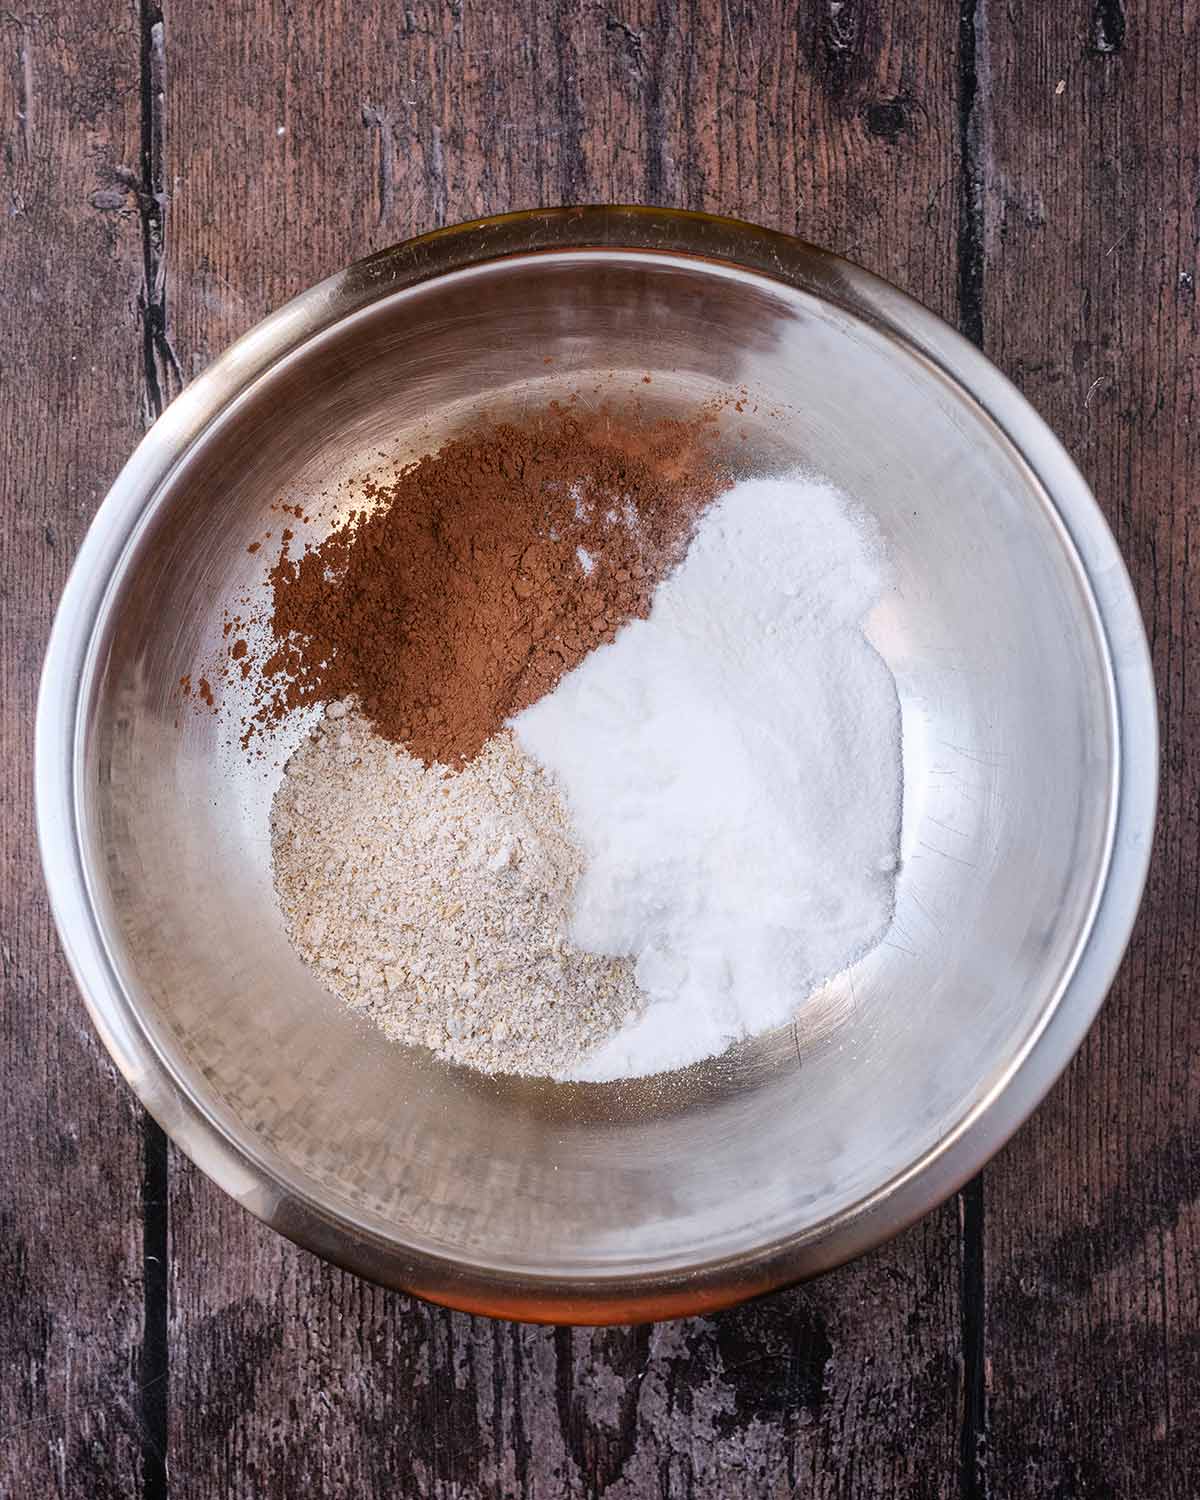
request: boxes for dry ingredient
[271,709,642,1076]
[246,405,725,764]
[513,475,902,1080]
[270,469,902,1081]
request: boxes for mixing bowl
[37,207,1157,1322]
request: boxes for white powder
[512,475,901,1080]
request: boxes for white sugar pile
[512,474,902,1080]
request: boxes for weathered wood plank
[162,2,966,1496]
[0,6,152,1497]
[977,1,1200,1492]
[170,1161,961,1498]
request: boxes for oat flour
[271,709,640,1074]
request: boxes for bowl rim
[36,206,1159,1323]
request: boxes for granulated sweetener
[512,475,902,1079]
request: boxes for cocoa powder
[245,404,726,765]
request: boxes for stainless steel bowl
[37,207,1157,1323]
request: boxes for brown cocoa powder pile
[243,403,727,765]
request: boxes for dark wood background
[2,1,1196,1495]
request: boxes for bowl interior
[79,249,1115,1286]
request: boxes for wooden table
[2,3,1196,1495]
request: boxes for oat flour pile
[224,405,901,1079]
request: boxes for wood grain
[976,1,1200,1494]
[161,2,966,1497]
[0,5,152,1496]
